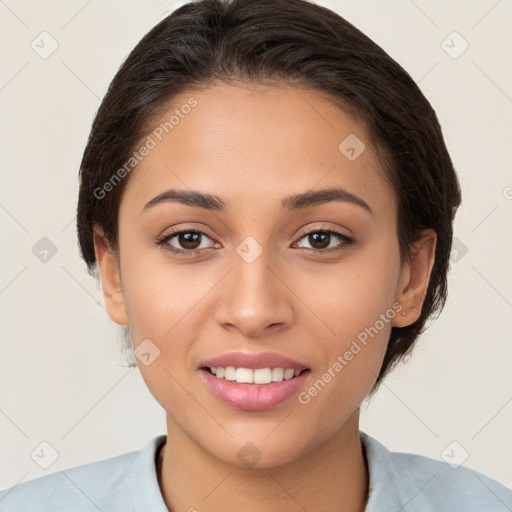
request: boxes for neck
[157,409,368,512]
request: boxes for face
[94,83,435,468]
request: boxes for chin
[200,424,322,470]
[215,440,308,470]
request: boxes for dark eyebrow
[281,187,373,215]
[141,187,372,215]
[141,189,225,213]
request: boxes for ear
[93,226,129,326]
[392,229,437,327]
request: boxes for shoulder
[361,432,512,512]
[0,436,166,512]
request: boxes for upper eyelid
[295,224,349,238]
[162,227,216,243]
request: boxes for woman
[1,0,510,510]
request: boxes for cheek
[294,238,401,342]
[119,237,214,340]
[296,281,395,428]
[119,246,223,399]
[293,241,400,406]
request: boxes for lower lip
[199,369,310,411]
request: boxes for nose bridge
[214,235,294,336]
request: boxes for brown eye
[307,231,330,249]
[156,229,217,256]
[295,229,353,252]
[176,232,202,250]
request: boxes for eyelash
[155,226,354,257]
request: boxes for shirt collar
[131,434,169,512]
[360,431,403,511]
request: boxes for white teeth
[235,367,253,383]
[254,368,272,384]
[284,369,295,380]
[208,366,303,384]
[225,366,236,381]
[271,367,284,382]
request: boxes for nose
[214,244,295,338]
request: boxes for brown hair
[76,0,461,391]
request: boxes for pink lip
[199,351,309,371]
[199,368,311,411]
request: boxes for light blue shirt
[1,432,511,511]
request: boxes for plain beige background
[1,0,511,492]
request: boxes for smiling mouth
[201,366,309,384]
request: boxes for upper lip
[199,351,309,371]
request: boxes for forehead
[122,83,395,218]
